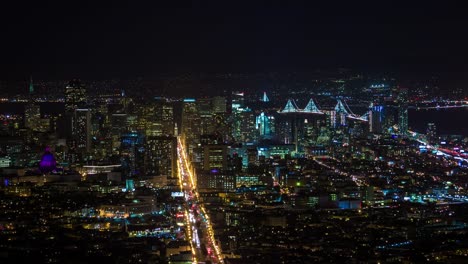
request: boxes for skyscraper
[73,109,91,153]
[397,87,409,135]
[24,104,40,129]
[29,76,34,95]
[65,79,87,112]
[256,112,275,139]
[64,80,88,161]
[146,136,177,177]
[181,98,201,159]
[212,96,227,114]
[369,104,384,134]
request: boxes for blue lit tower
[120,131,145,177]
[256,112,275,139]
[369,103,384,134]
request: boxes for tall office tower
[232,106,257,143]
[28,76,34,95]
[369,104,384,134]
[146,136,177,177]
[144,98,174,136]
[256,112,275,139]
[212,96,227,114]
[232,91,245,109]
[203,144,228,171]
[65,79,87,112]
[198,98,215,135]
[159,100,174,135]
[63,79,87,158]
[110,113,128,150]
[120,131,145,177]
[139,104,154,136]
[277,119,294,145]
[73,109,92,153]
[303,118,319,146]
[426,123,437,144]
[24,104,41,129]
[397,87,409,135]
[181,99,201,159]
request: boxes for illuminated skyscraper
[120,131,145,177]
[181,98,201,159]
[203,145,228,171]
[73,109,91,153]
[232,106,257,143]
[65,79,87,112]
[369,104,384,134]
[212,96,227,114]
[198,98,215,135]
[64,80,88,159]
[146,136,177,177]
[24,104,40,129]
[144,98,174,136]
[256,112,275,139]
[29,76,34,95]
[397,87,409,134]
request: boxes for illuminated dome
[39,147,57,173]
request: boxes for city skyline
[1,2,468,264]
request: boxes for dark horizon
[1,2,468,89]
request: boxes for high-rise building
[159,100,174,136]
[24,104,40,129]
[256,112,275,139]
[198,98,215,135]
[181,98,201,159]
[143,98,174,137]
[120,131,145,177]
[146,136,177,177]
[369,104,384,134]
[203,144,228,171]
[29,76,34,95]
[212,96,227,114]
[397,87,409,135]
[232,106,257,143]
[110,113,128,150]
[73,109,91,153]
[65,79,87,112]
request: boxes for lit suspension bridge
[278,98,369,122]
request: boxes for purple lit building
[39,147,57,174]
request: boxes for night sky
[1,1,468,86]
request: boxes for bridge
[408,130,468,163]
[409,105,468,110]
[279,98,369,122]
[408,100,468,110]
